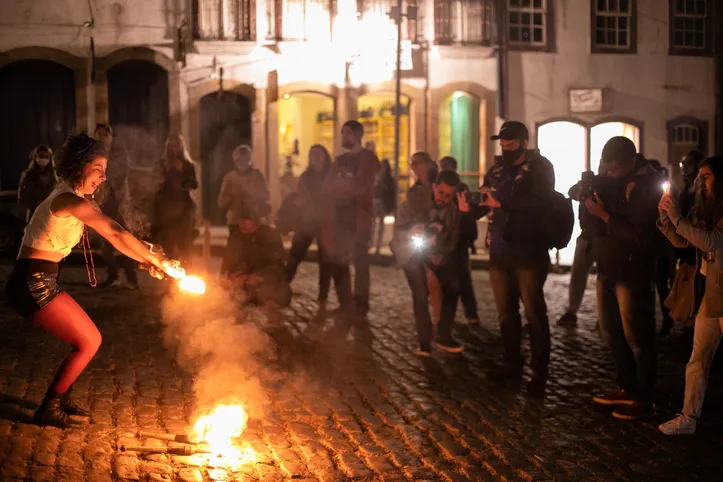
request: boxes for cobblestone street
[1,260,722,481]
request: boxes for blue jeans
[597,274,656,402]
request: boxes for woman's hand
[659,194,681,224]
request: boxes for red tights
[30,292,102,393]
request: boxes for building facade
[0,0,718,256]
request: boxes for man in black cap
[584,136,663,420]
[480,121,555,392]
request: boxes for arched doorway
[438,91,482,188]
[277,92,335,198]
[200,91,252,225]
[107,60,170,168]
[357,93,411,194]
[537,120,587,266]
[590,121,640,174]
[0,60,75,190]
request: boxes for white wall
[509,0,716,163]
[0,0,180,57]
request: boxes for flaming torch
[141,243,207,295]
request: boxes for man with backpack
[481,121,565,393]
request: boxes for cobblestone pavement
[1,260,722,482]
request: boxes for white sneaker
[658,414,697,435]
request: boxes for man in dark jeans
[323,121,380,316]
[481,121,554,391]
[392,170,463,356]
[439,156,480,324]
[585,136,663,420]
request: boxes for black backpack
[544,191,575,250]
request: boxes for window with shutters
[434,0,495,45]
[357,0,423,41]
[193,0,257,41]
[277,0,335,41]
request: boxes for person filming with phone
[479,121,556,392]
[391,169,464,357]
[585,136,665,421]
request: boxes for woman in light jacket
[658,155,723,435]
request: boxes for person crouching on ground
[391,169,463,356]
[221,203,291,310]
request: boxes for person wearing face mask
[479,121,555,393]
[17,145,59,222]
[217,144,270,237]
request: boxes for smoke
[106,125,166,238]
[158,278,276,423]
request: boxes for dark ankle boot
[34,390,78,428]
[61,386,90,417]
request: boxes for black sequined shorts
[5,259,60,318]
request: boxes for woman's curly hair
[55,133,108,189]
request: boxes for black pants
[101,238,138,285]
[597,274,656,403]
[329,235,372,313]
[403,256,459,350]
[489,253,550,374]
[457,242,478,318]
[285,230,332,300]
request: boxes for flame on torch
[161,261,207,295]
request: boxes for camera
[578,170,596,202]
[465,191,490,205]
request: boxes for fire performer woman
[4,133,167,428]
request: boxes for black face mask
[501,146,526,164]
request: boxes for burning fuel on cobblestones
[191,404,257,467]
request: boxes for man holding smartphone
[391,170,464,356]
[480,121,556,392]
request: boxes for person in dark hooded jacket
[586,136,664,421]
[285,144,333,301]
[17,145,58,222]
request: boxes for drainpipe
[716,2,723,153]
[496,0,508,120]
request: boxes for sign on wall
[569,88,604,113]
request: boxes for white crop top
[21,182,85,258]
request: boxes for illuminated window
[357,0,423,41]
[591,0,635,52]
[507,0,548,48]
[435,0,495,45]
[279,0,333,41]
[670,0,710,54]
[194,0,256,41]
